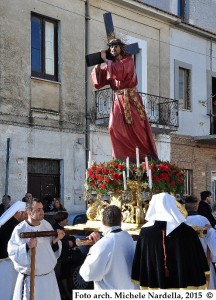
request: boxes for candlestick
[126,157,129,178]
[123,171,127,190]
[88,150,92,169]
[136,147,140,168]
[145,156,149,176]
[148,169,152,190]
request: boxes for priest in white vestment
[8,198,65,300]
[79,205,136,290]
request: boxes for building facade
[142,0,216,33]
[139,0,216,199]
[1,0,216,211]
[0,0,87,212]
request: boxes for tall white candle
[148,169,152,190]
[86,170,88,180]
[126,157,129,178]
[88,150,92,169]
[136,147,140,168]
[145,156,149,176]
[123,171,127,190]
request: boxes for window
[178,0,185,19]
[174,60,192,110]
[211,171,216,202]
[179,67,190,110]
[184,169,193,196]
[31,14,58,81]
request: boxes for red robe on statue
[91,55,158,162]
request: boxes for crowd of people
[0,190,216,299]
[79,191,216,290]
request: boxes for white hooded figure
[0,201,26,300]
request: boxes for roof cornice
[111,0,216,41]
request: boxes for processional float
[20,12,186,300]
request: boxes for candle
[123,171,127,190]
[126,157,129,178]
[86,170,88,180]
[145,156,149,176]
[136,147,140,168]
[88,150,92,169]
[148,169,152,190]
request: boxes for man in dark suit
[198,191,216,228]
[0,194,11,216]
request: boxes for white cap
[0,201,26,228]
[143,192,186,235]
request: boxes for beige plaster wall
[31,79,60,112]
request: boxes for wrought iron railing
[95,88,179,128]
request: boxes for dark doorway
[212,77,216,98]
[28,158,60,200]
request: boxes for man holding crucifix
[89,13,158,162]
[8,198,65,300]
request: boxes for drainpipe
[85,0,90,208]
[4,138,10,212]
[85,0,90,164]
[210,38,213,134]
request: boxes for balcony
[95,88,179,133]
[194,113,216,144]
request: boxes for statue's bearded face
[109,44,121,57]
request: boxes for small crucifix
[85,12,139,67]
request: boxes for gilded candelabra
[126,169,149,225]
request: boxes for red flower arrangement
[85,159,125,195]
[141,160,185,195]
[85,159,185,196]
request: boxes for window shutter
[45,21,54,75]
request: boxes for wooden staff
[30,247,36,300]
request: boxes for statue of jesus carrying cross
[87,13,158,163]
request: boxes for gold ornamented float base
[65,221,142,241]
[86,190,151,226]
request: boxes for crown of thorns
[107,38,125,46]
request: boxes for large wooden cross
[19,229,92,300]
[85,12,139,67]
